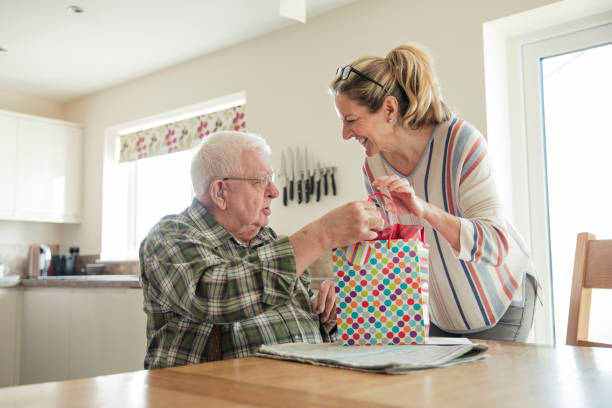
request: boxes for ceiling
[0,0,354,102]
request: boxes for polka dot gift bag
[333,193,430,346]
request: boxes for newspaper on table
[255,337,489,374]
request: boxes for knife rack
[279,146,337,206]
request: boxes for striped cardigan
[362,117,539,332]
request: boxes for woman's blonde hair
[330,43,452,129]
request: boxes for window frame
[100,92,246,261]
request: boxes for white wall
[64,0,557,255]
[0,90,70,250]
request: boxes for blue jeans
[428,274,537,342]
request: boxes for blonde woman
[330,43,540,341]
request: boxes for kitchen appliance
[51,246,79,275]
[27,245,39,279]
[27,244,79,278]
[39,244,52,276]
[83,263,106,275]
[51,255,74,275]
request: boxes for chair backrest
[566,232,612,348]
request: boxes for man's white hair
[191,131,272,201]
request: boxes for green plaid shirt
[139,198,332,369]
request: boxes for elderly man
[139,131,383,368]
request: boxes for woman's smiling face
[334,93,391,157]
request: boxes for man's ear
[209,180,227,210]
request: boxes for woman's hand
[373,175,427,218]
[374,175,462,252]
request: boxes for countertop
[14,276,328,290]
[20,274,141,288]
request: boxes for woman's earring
[388,119,393,123]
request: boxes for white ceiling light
[66,5,83,14]
[279,0,306,23]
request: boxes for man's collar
[249,227,276,247]
[186,198,276,248]
[186,198,233,247]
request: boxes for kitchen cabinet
[68,288,146,380]
[0,288,21,388]
[0,115,18,218]
[20,288,146,385]
[20,288,70,384]
[0,109,82,223]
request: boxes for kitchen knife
[323,166,329,196]
[315,161,322,202]
[331,166,337,196]
[288,147,295,201]
[304,147,310,203]
[280,150,288,206]
[296,147,303,204]
[308,148,315,201]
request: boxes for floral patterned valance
[118,104,245,163]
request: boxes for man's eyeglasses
[336,65,390,95]
[216,172,275,187]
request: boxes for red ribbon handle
[367,192,399,240]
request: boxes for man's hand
[289,201,384,277]
[317,201,385,249]
[312,280,337,331]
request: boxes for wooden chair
[566,232,612,347]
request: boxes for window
[100,92,246,261]
[126,149,195,255]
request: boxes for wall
[64,0,557,255]
[0,90,65,119]
[0,90,69,251]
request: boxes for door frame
[520,20,612,345]
[483,3,612,344]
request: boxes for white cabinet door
[20,288,71,385]
[0,115,17,217]
[64,125,82,221]
[58,125,82,222]
[0,288,20,387]
[69,289,146,379]
[15,118,82,223]
[20,288,147,386]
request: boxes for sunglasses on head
[336,65,390,95]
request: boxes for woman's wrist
[420,200,434,221]
[419,201,461,252]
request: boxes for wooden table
[2,341,611,407]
